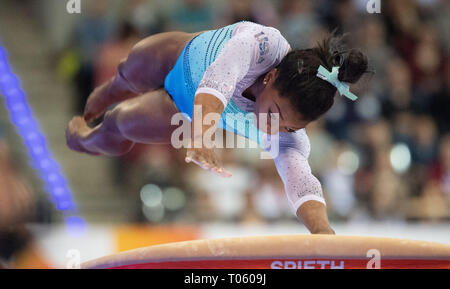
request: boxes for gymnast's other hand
[185,147,232,178]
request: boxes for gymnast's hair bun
[338,49,368,84]
[318,33,369,85]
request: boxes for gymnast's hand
[185,147,232,178]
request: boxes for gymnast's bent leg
[83,31,198,123]
[66,88,181,156]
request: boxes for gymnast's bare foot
[66,116,102,155]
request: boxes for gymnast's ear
[264,68,279,84]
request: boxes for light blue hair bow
[316,65,358,101]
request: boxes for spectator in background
[383,0,421,60]
[94,22,140,87]
[370,148,408,220]
[407,135,450,221]
[187,150,257,222]
[241,189,263,225]
[410,115,438,166]
[323,97,352,140]
[412,22,447,95]
[360,16,394,95]
[125,0,165,37]
[72,0,114,114]
[352,120,408,221]
[118,144,179,196]
[0,226,34,269]
[430,58,450,134]
[278,0,320,49]
[378,57,419,146]
[167,0,214,32]
[322,143,358,221]
[354,121,392,208]
[0,140,33,229]
[252,160,290,222]
[325,0,360,35]
[0,128,36,267]
[307,120,335,174]
[384,0,448,103]
[217,0,279,28]
[429,135,450,198]
[434,0,450,55]
[380,57,417,118]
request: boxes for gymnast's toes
[66,117,88,152]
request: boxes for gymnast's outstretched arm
[185,93,232,178]
[271,131,335,234]
[184,31,255,177]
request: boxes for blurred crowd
[2,0,449,230]
[60,0,450,224]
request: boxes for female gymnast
[66,21,368,234]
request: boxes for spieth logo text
[271,260,345,269]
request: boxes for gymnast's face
[254,69,310,135]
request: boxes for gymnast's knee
[116,60,142,94]
[118,47,160,92]
[102,107,124,134]
[104,104,140,141]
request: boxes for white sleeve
[195,23,290,107]
[270,130,326,216]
